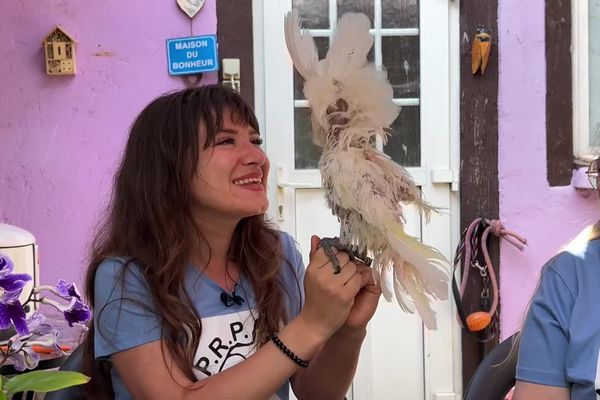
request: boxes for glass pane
[590,0,600,146]
[337,0,374,27]
[384,105,420,166]
[292,0,329,29]
[382,36,420,98]
[294,37,330,100]
[294,107,322,169]
[382,0,419,29]
[367,43,374,63]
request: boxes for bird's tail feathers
[385,220,448,274]
[374,250,444,330]
[395,262,439,330]
[376,256,415,315]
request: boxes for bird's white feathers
[284,10,319,79]
[323,12,373,77]
[285,11,449,330]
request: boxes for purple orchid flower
[7,340,40,371]
[55,279,82,300]
[40,296,92,329]
[9,314,62,356]
[0,301,28,336]
[0,254,32,336]
[63,298,91,327]
[25,312,54,337]
[0,254,32,294]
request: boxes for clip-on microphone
[220,283,244,307]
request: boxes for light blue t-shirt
[517,237,600,399]
[94,232,305,400]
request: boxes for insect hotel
[43,26,76,75]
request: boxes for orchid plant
[0,253,91,399]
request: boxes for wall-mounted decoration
[177,0,206,18]
[43,26,76,75]
[471,26,492,75]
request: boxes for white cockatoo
[284,11,449,329]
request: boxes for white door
[253,0,461,398]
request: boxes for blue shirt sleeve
[516,253,577,387]
[94,258,161,359]
[280,232,306,320]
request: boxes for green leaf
[4,371,89,395]
[0,374,7,400]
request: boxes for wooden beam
[216,0,254,108]
[459,0,500,389]
[546,0,573,186]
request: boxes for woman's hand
[341,260,381,332]
[306,236,381,335]
[297,236,364,342]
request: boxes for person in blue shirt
[79,85,381,399]
[514,160,600,400]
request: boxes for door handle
[277,180,313,188]
[276,165,313,188]
[275,165,317,221]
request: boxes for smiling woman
[192,111,270,219]
[77,85,381,400]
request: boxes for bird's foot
[319,237,343,274]
[319,237,373,274]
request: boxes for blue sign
[166,35,219,76]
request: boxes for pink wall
[498,0,599,338]
[0,1,217,289]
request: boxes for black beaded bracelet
[270,332,309,368]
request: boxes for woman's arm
[513,380,570,400]
[110,248,364,400]
[291,238,382,400]
[112,315,325,400]
[514,254,578,400]
[290,327,365,400]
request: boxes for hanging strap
[453,218,527,339]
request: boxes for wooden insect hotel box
[43,26,76,75]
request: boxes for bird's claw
[319,237,343,274]
[319,237,373,274]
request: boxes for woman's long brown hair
[81,85,299,398]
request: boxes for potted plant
[0,253,91,399]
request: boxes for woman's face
[192,111,270,221]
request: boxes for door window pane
[294,107,322,169]
[292,0,329,29]
[337,0,374,27]
[382,0,419,29]
[382,36,420,98]
[384,105,420,166]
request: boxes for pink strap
[460,219,527,316]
